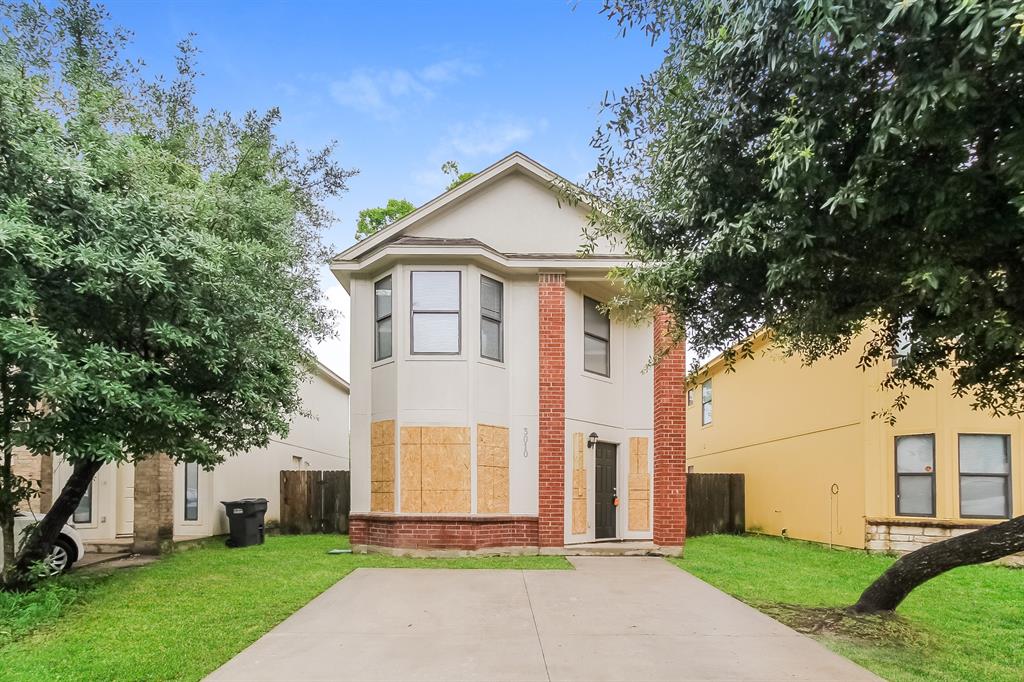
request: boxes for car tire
[47,537,76,575]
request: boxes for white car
[0,511,87,575]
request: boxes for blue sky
[104,0,663,378]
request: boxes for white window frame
[410,270,462,355]
[701,381,713,426]
[480,274,504,363]
[583,296,611,377]
[374,274,393,362]
[184,462,200,522]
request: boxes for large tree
[0,0,354,587]
[591,0,1024,612]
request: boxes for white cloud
[418,58,480,83]
[330,59,480,120]
[442,117,541,158]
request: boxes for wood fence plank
[686,473,745,537]
[279,469,351,535]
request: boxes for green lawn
[0,535,568,682]
[675,534,1024,682]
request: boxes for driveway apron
[207,556,878,681]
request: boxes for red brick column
[537,273,566,548]
[653,309,687,550]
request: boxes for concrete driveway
[208,557,877,681]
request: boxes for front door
[595,442,617,539]
[116,463,135,536]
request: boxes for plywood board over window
[477,424,509,513]
[370,420,396,512]
[572,432,587,534]
[402,426,471,513]
[628,436,651,530]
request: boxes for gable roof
[332,151,593,264]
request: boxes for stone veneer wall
[133,454,174,554]
[865,518,1024,567]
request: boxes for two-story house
[331,152,687,555]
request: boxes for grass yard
[676,534,1023,682]
[0,534,568,682]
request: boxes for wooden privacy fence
[279,470,350,534]
[686,473,745,537]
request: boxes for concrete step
[560,540,670,557]
[84,538,134,555]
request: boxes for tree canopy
[0,0,353,584]
[592,0,1024,419]
[355,198,415,240]
[590,0,1024,614]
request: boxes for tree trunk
[5,458,103,589]
[853,515,1024,613]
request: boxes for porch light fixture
[587,432,599,449]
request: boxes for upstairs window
[701,381,713,425]
[583,296,610,376]
[411,271,461,354]
[480,276,503,362]
[896,434,935,517]
[374,276,392,361]
[959,434,1011,519]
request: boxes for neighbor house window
[480,275,503,362]
[701,381,713,425]
[73,483,92,524]
[959,434,1011,518]
[411,271,461,354]
[184,462,199,521]
[896,434,935,517]
[374,275,392,361]
[583,296,610,376]
[687,389,694,406]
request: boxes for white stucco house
[331,152,688,555]
[15,361,350,553]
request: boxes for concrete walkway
[208,557,877,681]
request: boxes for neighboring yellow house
[686,331,1022,557]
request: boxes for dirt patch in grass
[758,603,924,648]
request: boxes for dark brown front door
[595,442,617,539]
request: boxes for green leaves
[0,0,354,469]
[594,0,1024,416]
[355,198,414,240]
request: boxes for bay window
[480,275,503,362]
[374,275,392,361]
[411,271,461,354]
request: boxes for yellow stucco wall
[687,333,1024,549]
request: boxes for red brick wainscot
[349,513,540,556]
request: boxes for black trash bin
[221,498,268,548]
